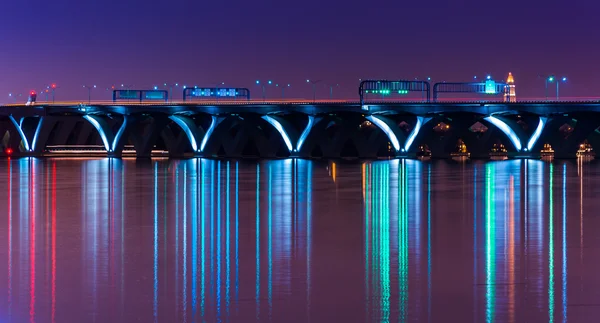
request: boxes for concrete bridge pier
[83,115,133,158]
[366,115,429,158]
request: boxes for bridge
[2,98,600,159]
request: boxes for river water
[0,158,599,322]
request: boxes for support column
[366,115,431,157]
[484,115,547,156]
[83,115,133,157]
[261,115,319,157]
[8,115,44,154]
[168,115,224,156]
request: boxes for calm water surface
[1,158,600,322]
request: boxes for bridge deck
[3,101,600,117]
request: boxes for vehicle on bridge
[25,91,37,106]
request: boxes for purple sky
[1,0,599,102]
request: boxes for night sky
[2,0,599,102]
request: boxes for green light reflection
[485,164,496,323]
[549,163,555,323]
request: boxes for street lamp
[545,76,566,101]
[83,85,96,104]
[49,83,57,103]
[325,83,339,100]
[255,80,273,101]
[306,79,322,102]
[8,93,22,104]
[275,83,291,99]
[163,83,179,102]
[557,77,567,100]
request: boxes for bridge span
[1,100,600,159]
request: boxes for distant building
[504,72,516,102]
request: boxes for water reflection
[0,158,598,322]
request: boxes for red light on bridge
[30,90,36,95]
[51,83,57,89]
[5,148,13,155]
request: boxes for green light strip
[485,164,496,323]
[549,163,555,322]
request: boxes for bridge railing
[3,97,600,107]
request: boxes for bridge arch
[202,114,294,158]
[296,113,395,158]
[7,115,45,152]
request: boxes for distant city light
[486,75,491,80]
[562,77,567,81]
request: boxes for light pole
[8,93,22,104]
[120,84,134,102]
[83,85,96,104]
[256,80,265,101]
[545,76,554,101]
[415,77,432,101]
[163,83,179,102]
[43,87,50,102]
[325,83,339,100]
[275,83,291,99]
[255,80,273,101]
[47,83,57,103]
[306,79,322,102]
[544,75,567,101]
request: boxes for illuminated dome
[504,72,516,102]
[507,72,515,84]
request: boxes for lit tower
[504,72,516,102]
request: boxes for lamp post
[83,85,96,104]
[255,80,273,101]
[49,83,57,103]
[325,83,339,100]
[43,87,50,102]
[8,93,22,104]
[256,80,265,101]
[306,79,322,102]
[163,83,179,102]
[544,76,566,101]
[554,77,567,101]
[275,83,291,99]
[545,76,554,101]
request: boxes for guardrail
[2,97,600,106]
